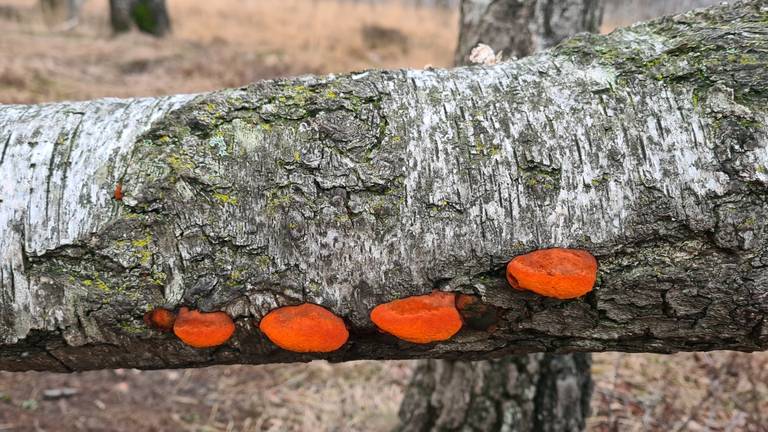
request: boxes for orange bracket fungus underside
[173,307,235,348]
[370,291,462,344]
[506,248,598,299]
[143,307,176,332]
[259,303,349,353]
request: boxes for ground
[1,0,767,431]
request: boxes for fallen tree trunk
[1,1,766,372]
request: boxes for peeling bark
[1,1,767,372]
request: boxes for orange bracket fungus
[143,307,176,332]
[506,248,598,299]
[173,307,235,348]
[114,183,123,201]
[370,291,462,344]
[259,303,349,353]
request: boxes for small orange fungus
[259,303,348,353]
[114,183,123,201]
[143,307,176,332]
[506,248,597,299]
[455,294,498,331]
[370,291,462,343]
[173,307,235,348]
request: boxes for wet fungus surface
[506,248,598,299]
[370,291,462,344]
[259,303,349,353]
[173,307,236,348]
[143,307,176,332]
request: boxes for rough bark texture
[110,0,171,37]
[398,354,592,431]
[1,1,767,372]
[399,1,600,430]
[455,0,604,64]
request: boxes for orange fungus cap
[144,307,176,332]
[370,291,462,343]
[259,303,349,353]
[506,248,597,299]
[173,307,235,348]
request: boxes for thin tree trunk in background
[455,0,603,64]
[40,0,82,30]
[110,0,171,37]
[399,1,603,430]
[0,1,766,372]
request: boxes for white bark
[0,1,767,371]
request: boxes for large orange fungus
[506,248,597,299]
[259,303,349,353]
[370,291,462,343]
[173,307,235,348]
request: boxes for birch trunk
[1,0,767,372]
[398,1,603,430]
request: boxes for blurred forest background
[1,0,768,431]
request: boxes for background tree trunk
[398,1,603,430]
[455,0,603,64]
[110,0,171,37]
[0,1,766,372]
[398,354,592,431]
[40,0,82,31]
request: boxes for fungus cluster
[142,247,597,352]
[506,248,597,299]
[370,291,462,343]
[259,303,349,353]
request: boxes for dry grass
[1,1,768,431]
[0,0,457,103]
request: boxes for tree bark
[399,1,602,430]
[0,1,767,372]
[398,354,592,431]
[110,0,171,37]
[455,0,603,64]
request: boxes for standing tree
[110,0,171,37]
[398,1,603,431]
[455,0,603,64]
[40,0,83,31]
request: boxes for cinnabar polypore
[506,248,598,299]
[143,307,176,332]
[259,303,349,353]
[370,291,462,343]
[114,183,123,201]
[173,307,235,348]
